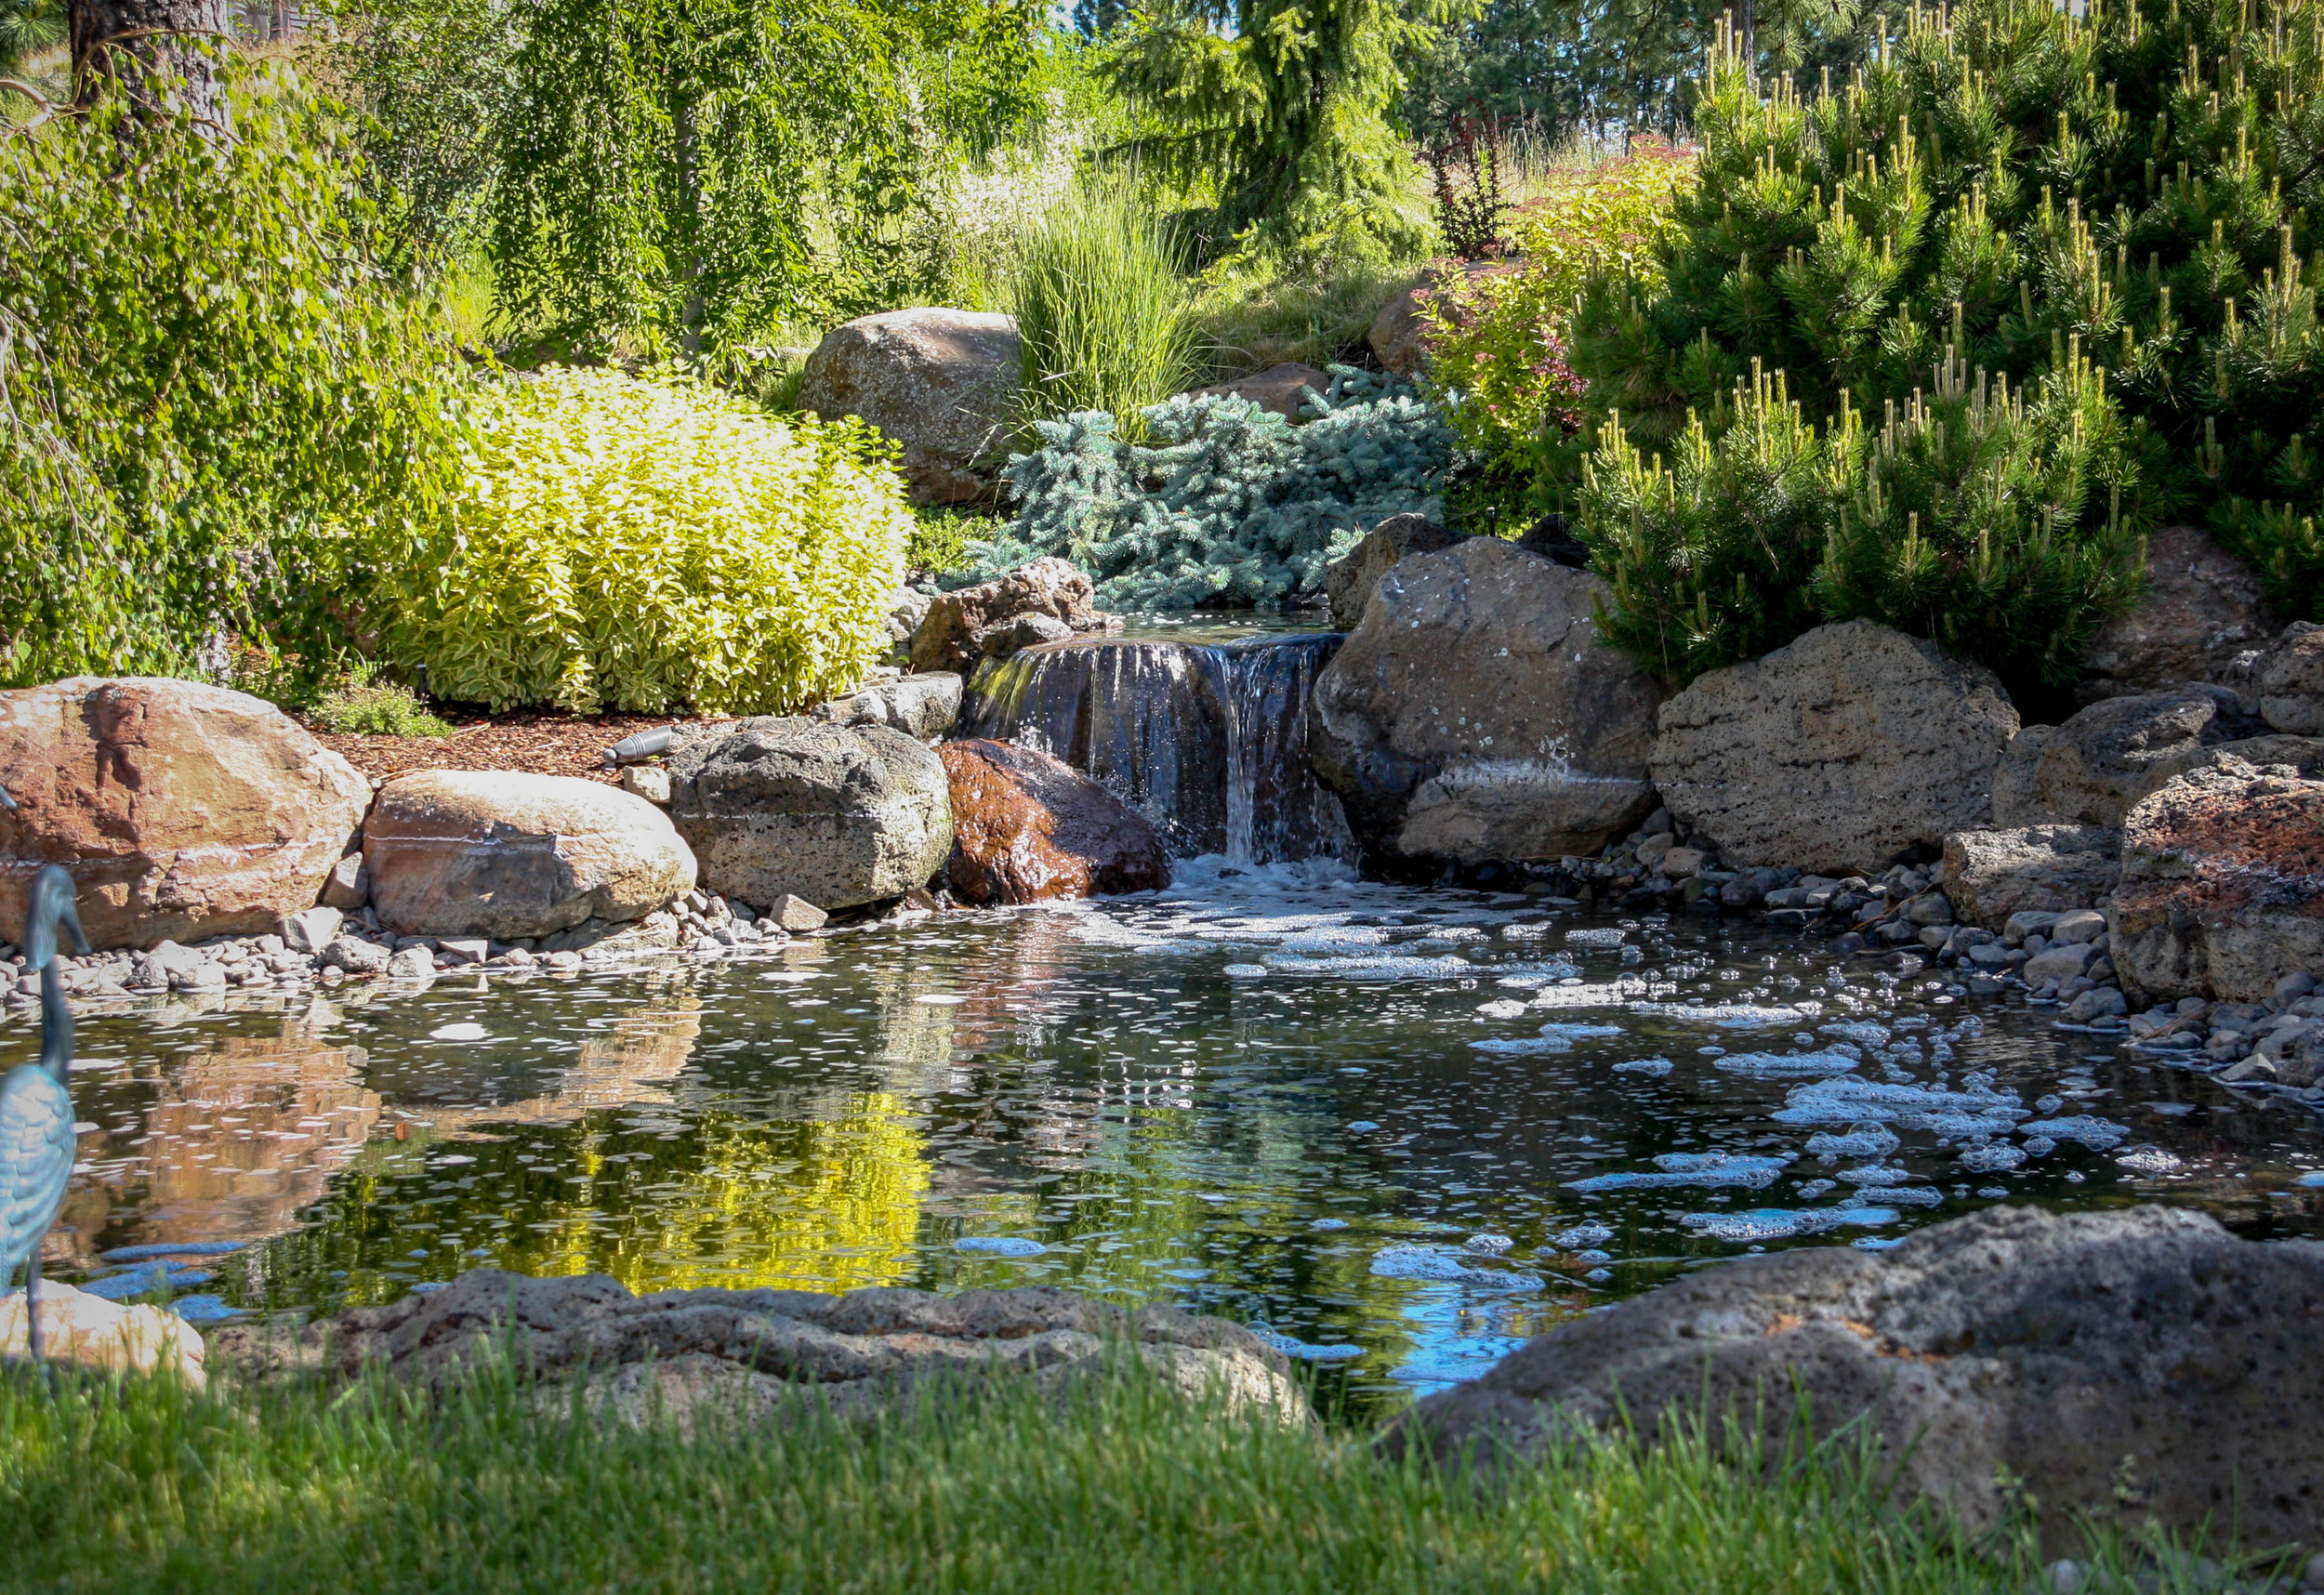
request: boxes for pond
[23,858,2324,1418]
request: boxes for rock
[536,910,681,959]
[1993,685,2259,828]
[1309,537,1664,865]
[766,893,827,933]
[363,772,697,940]
[984,613,1074,655]
[2062,986,2128,1022]
[1652,623,2019,877]
[1382,1205,2324,1555]
[385,944,435,982]
[0,677,370,950]
[2255,621,2324,734]
[1942,826,2121,929]
[0,1280,206,1387]
[667,720,950,911]
[1367,260,1520,378]
[884,587,932,645]
[281,905,343,955]
[217,1270,1309,1429]
[939,739,1170,904]
[127,940,205,990]
[1324,512,1468,631]
[2108,759,2324,1003]
[910,559,1107,677]
[1187,362,1334,421]
[619,765,672,805]
[1659,846,1707,879]
[2023,940,2102,982]
[798,308,1019,506]
[814,673,962,743]
[320,852,369,913]
[2050,907,2107,943]
[1512,512,1591,569]
[316,934,390,975]
[2076,524,2277,703]
[437,937,488,966]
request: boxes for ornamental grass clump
[367,367,910,714]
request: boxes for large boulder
[1384,1205,2324,1556]
[1940,824,2122,929]
[1187,362,1333,421]
[0,678,369,950]
[2252,620,2324,734]
[939,739,1170,904]
[799,308,1019,506]
[910,558,1111,678]
[1309,537,1664,864]
[1324,512,1468,630]
[1650,623,2019,877]
[363,771,697,939]
[2075,523,2276,703]
[667,718,950,910]
[218,1270,1309,1428]
[2108,758,2324,1003]
[1991,683,2259,828]
[812,673,962,743]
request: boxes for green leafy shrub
[365,367,911,713]
[310,668,455,738]
[0,55,464,689]
[975,369,1461,608]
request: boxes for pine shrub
[365,367,911,713]
[972,369,1460,609]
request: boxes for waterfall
[958,634,1355,865]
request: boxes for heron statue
[0,784,91,1361]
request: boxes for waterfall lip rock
[1307,538,1665,866]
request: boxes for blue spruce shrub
[971,367,1460,609]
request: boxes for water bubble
[1611,1056,1674,1076]
[1223,964,1269,979]
[1683,1206,1897,1242]
[1463,1233,1514,1254]
[1713,1049,1861,1079]
[1552,1223,1614,1249]
[954,1236,1045,1257]
[2019,1115,2131,1151]
[429,1023,489,1042]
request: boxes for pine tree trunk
[71,0,231,115]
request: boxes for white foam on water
[1713,1050,1861,1079]
[1528,982,1632,1010]
[1774,1078,2027,1137]
[2022,1115,2131,1149]
[1566,1153,1789,1193]
[1835,1165,1913,1185]
[1261,953,1478,980]
[1475,999,1531,1020]
[1223,964,1269,979]
[1683,1206,1898,1242]
[1957,1141,2027,1173]
[1611,1056,1674,1076]
[1369,1245,1545,1289]
[1552,1223,1614,1249]
[1628,1003,1810,1027]
[1565,928,1628,946]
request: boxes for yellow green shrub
[368,367,911,714]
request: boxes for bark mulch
[310,710,739,787]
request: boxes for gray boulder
[2254,620,2324,734]
[1940,825,2122,929]
[2076,523,2276,703]
[2109,758,2324,1003]
[667,718,951,910]
[1992,684,2260,828]
[1383,1205,2324,1556]
[1308,537,1664,865]
[1324,512,1468,630]
[799,308,1019,506]
[813,672,962,742]
[1650,622,2018,877]
[910,558,1112,677]
[217,1270,1310,1430]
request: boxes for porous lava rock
[0,677,370,950]
[910,558,1112,677]
[1940,825,2122,929]
[1991,684,2261,828]
[666,718,950,910]
[1382,1205,2324,1556]
[1187,362,1333,421]
[1366,261,1519,378]
[812,673,963,743]
[2075,523,2276,703]
[799,308,1019,505]
[2108,758,2324,1003]
[218,1270,1310,1429]
[1309,537,1663,865]
[1650,623,2018,877]
[1324,512,1467,630]
[363,771,697,939]
[2253,621,2324,735]
[939,739,1169,904]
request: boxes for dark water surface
[18,862,2324,1416]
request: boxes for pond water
[21,860,2324,1417]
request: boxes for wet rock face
[938,739,1170,904]
[0,677,370,950]
[1324,512,1467,630]
[910,558,1111,678]
[1651,623,2018,877]
[218,1271,1310,1430]
[1309,538,1664,866]
[667,718,950,910]
[1940,825,2121,929]
[1384,1205,2324,1556]
[2109,759,2324,1003]
[1992,684,2262,829]
[2075,524,2276,703]
[798,308,1019,506]
[363,771,697,940]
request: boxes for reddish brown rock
[939,739,1169,903]
[2108,758,2324,1002]
[1188,362,1334,421]
[0,678,371,950]
[1366,260,1522,378]
[909,558,1112,677]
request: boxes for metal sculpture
[0,784,91,1360]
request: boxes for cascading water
[959,633,1355,864]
